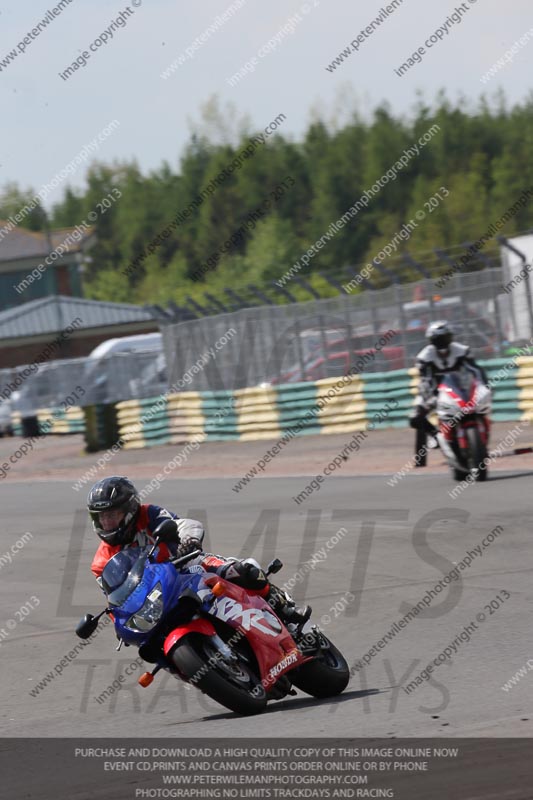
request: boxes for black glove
[176,537,202,557]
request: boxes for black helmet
[426,320,453,352]
[87,476,140,546]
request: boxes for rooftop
[0,295,155,339]
[0,221,94,262]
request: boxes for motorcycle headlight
[125,583,164,632]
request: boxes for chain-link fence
[162,267,519,392]
[0,266,527,413]
[0,350,167,416]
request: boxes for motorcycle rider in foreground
[408,320,489,453]
[88,476,311,632]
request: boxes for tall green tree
[3,91,533,308]
[0,182,46,230]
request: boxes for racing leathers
[90,504,310,629]
[409,341,488,437]
[91,504,204,580]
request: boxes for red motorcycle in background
[436,364,492,482]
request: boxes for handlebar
[170,549,203,568]
[147,534,203,568]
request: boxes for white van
[85,333,166,404]
[87,333,163,359]
[0,398,13,437]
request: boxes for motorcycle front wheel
[452,466,469,481]
[465,426,488,482]
[171,634,267,716]
[290,636,349,698]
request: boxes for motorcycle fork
[440,420,465,467]
[456,418,486,471]
[481,416,490,444]
[458,417,487,449]
[209,633,239,663]
[298,625,329,655]
[457,425,468,451]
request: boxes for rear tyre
[466,426,488,482]
[171,634,267,716]
[290,638,349,698]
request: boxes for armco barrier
[485,357,522,421]
[516,356,533,421]
[115,397,172,450]
[79,356,529,451]
[315,375,366,435]
[276,382,321,437]
[202,390,239,440]
[12,406,85,437]
[84,404,119,453]
[361,368,414,430]
[236,385,282,441]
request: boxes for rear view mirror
[75,613,99,639]
[266,558,283,576]
[152,518,178,542]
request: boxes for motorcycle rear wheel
[290,637,349,698]
[171,634,267,716]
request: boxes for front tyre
[466,426,488,482]
[453,466,469,482]
[171,634,267,716]
[290,637,349,698]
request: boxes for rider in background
[88,476,311,630]
[409,320,489,447]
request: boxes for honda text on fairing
[76,521,349,716]
[436,364,492,482]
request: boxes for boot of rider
[266,584,312,629]
[410,404,438,444]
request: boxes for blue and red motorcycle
[76,522,349,716]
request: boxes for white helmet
[426,320,453,352]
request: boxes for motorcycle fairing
[163,618,216,655]
[102,548,311,687]
[102,550,209,646]
[200,575,311,684]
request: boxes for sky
[1,0,532,210]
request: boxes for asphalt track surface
[1,429,533,797]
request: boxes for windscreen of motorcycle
[440,367,475,402]
[101,548,148,606]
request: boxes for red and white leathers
[414,342,475,409]
[409,341,489,435]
